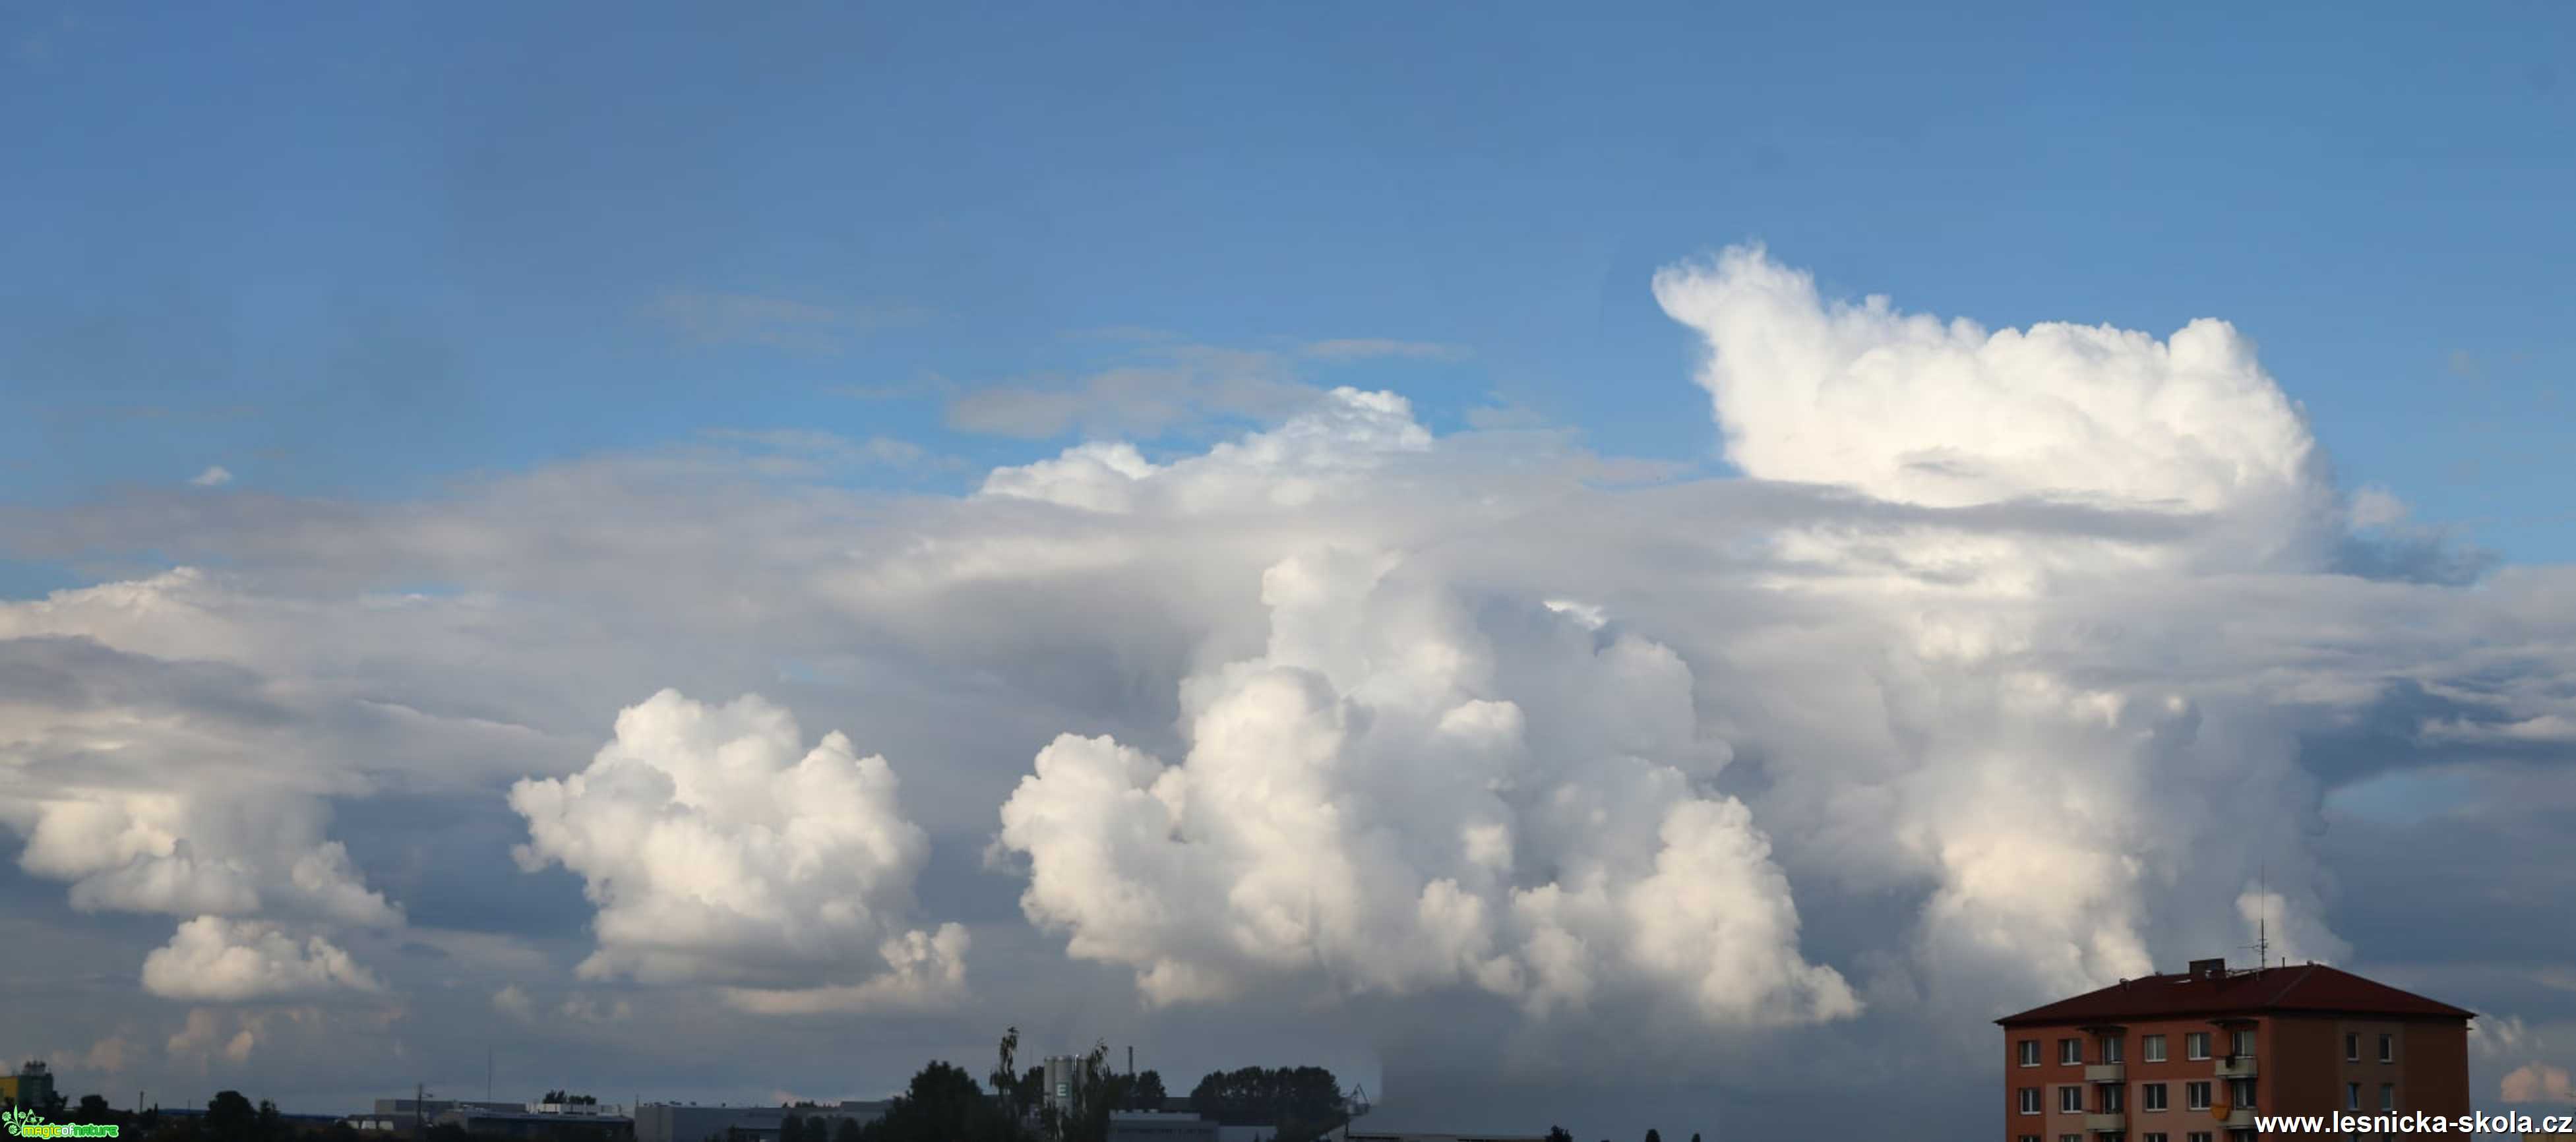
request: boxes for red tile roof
[1996,964,2475,1027]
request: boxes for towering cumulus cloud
[987,248,2393,1040]
[509,690,965,1012]
[998,547,1859,1027]
[1649,247,2354,1011]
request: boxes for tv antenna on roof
[2244,864,2271,970]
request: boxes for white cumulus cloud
[2502,1060,2574,1103]
[140,916,384,1002]
[998,549,1858,1027]
[508,689,964,1004]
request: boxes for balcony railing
[2084,1113,2126,1133]
[2085,1063,2124,1083]
[2215,1054,2258,1079]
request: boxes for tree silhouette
[204,1091,257,1142]
[781,1114,805,1142]
[1184,1068,1344,1142]
[1644,1131,1661,1142]
[858,1060,1016,1142]
[991,1029,1021,1122]
[1545,1129,1574,1142]
[1128,1071,1167,1111]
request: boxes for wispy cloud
[700,428,936,474]
[947,345,1316,440]
[827,373,957,402]
[650,292,931,355]
[187,466,233,487]
[1302,338,1471,362]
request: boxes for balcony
[2084,1113,2126,1133]
[2215,1054,2258,1079]
[2217,1107,2255,1129]
[2085,1063,2124,1083]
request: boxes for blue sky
[7,1,2570,553]
[6,5,2576,1135]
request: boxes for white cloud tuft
[508,689,962,1004]
[2501,1061,2574,1102]
[977,387,1431,514]
[188,466,233,487]
[720,922,972,1014]
[491,984,534,1021]
[140,916,384,1002]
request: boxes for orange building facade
[1998,958,2472,1142]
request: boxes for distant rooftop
[1997,959,2475,1027]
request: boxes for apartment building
[1997,957,2472,1142]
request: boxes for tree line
[822,1029,1352,1142]
[15,1034,1686,1142]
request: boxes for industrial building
[1105,1110,1218,1142]
[439,1104,632,1140]
[632,1101,888,1142]
[1996,955,2474,1142]
[0,1062,57,1112]
[344,1098,632,1137]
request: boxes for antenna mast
[2248,864,2272,970]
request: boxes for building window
[2186,1033,2210,1060]
[2345,1033,2360,1062]
[2101,1086,2125,1113]
[2021,1137,2041,1142]
[2379,1085,2393,1112]
[2063,1038,2083,1065]
[2101,1035,2124,1063]
[2143,1034,2167,1062]
[2062,1135,2081,1142]
[2146,1135,2167,1142]
[2062,1086,2085,1113]
[2021,1088,2042,1115]
[2378,1034,2395,1064]
[2231,1029,2255,1057]
[2230,1079,2256,1110]
[2346,1083,2360,1110]
[2188,1134,2211,1142]
[2185,1083,2213,1111]
[2143,1083,2168,1112]
[2022,1040,2042,1067]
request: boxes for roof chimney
[2188,957,2226,980]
